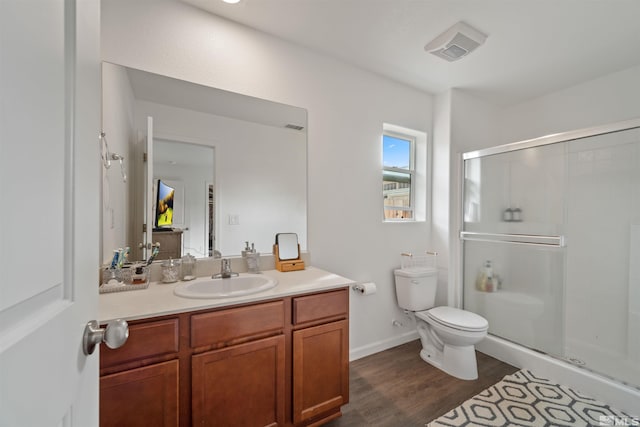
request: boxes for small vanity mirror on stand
[274,233,305,272]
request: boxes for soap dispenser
[242,241,260,274]
[241,241,252,257]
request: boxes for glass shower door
[461,142,567,356]
[462,122,640,390]
[564,127,640,388]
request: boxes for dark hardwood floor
[326,340,518,427]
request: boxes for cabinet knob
[82,319,129,355]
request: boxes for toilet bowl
[415,306,488,380]
[394,267,488,380]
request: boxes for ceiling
[181,0,640,107]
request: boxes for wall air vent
[425,21,487,62]
[285,123,305,131]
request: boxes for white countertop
[99,266,355,323]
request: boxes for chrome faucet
[213,258,238,279]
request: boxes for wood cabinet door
[292,320,349,424]
[100,359,179,427]
[192,335,286,427]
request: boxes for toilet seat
[416,306,488,332]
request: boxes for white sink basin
[173,274,277,299]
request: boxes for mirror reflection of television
[154,179,175,230]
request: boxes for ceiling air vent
[425,21,487,62]
[285,123,305,131]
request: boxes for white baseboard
[349,330,419,361]
[477,335,640,416]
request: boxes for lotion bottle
[484,260,494,292]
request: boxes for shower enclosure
[461,119,640,390]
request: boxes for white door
[0,1,101,426]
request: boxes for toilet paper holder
[352,282,376,295]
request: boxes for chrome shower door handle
[82,319,129,355]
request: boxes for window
[383,132,415,220]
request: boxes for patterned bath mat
[428,369,638,427]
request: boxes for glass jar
[181,253,196,280]
[161,258,181,283]
[130,263,150,285]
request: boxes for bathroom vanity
[98,267,351,427]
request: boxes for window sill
[383,219,426,223]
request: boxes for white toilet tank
[394,267,438,311]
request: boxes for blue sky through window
[383,134,411,169]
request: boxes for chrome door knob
[82,319,129,355]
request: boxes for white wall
[101,63,136,264]
[431,92,452,306]
[102,0,434,358]
[498,64,640,143]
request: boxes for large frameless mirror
[101,63,307,263]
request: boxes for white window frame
[383,130,416,221]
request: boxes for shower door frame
[461,117,640,161]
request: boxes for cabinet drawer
[101,318,179,370]
[293,289,348,325]
[191,301,284,348]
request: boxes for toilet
[394,266,488,380]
